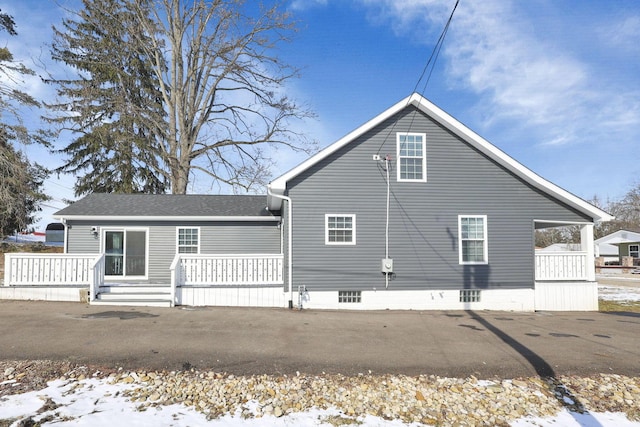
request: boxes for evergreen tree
[46,0,166,195]
[46,0,314,195]
[0,9,49,237]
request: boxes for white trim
[458,215,489,265]
[267,93,613,223]
[176,226,200,254]
[396,132,427,182]
[630,244,639,258]
[295,288,535,311]
[101,227,149,280]
[325,214,356,245]
[53,215,279,222]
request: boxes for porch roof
[54,194,278,221]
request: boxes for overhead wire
[375,0,460,156]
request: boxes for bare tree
[48,0,315,195]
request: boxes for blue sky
[1,0,639,229]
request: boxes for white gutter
[52,215,280,222]
[267,185,294,309]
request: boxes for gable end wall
[287,107,592,294]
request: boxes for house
[537,243,583,252]
[595,230,640,265]
[595,230,640,271]
[1,93,613,311]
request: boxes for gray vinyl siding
[66,220,280,284]
[287,106,592,293]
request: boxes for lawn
[598,299,640,313]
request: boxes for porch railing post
[580,223,596,281]
[3,254,11,287]
[169,254,181,307]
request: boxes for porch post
[580,223,595,281]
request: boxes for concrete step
[99,285,171,294]
[98,292,171,301]
[91,299,172,308]
[92,283,173,307]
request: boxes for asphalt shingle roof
[54,193,277,218]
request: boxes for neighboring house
[595,230,640,264]
[537,243,583,252]
[1,93,613,311]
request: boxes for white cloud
[601,14,640,54]
[289,0,328,12]
[357,0,640,148]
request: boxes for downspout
[385,156,390,289]
[267,186,293,309]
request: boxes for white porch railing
[3,253,105,295]
[535,252,588,281]
[171,254,284,286]
[170,253,284,307]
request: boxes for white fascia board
[268,92,613,223]
[411,94,614,223]
[52,215,280,222]
[267,94,414,210]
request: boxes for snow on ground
[1,377,639,426]
[1,286,639,426]
[598,285,640,302]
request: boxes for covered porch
[534,221,597,311]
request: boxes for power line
[376,0,460,156]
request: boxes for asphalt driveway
[0,301,638,378]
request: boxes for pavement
[0,300,638,379]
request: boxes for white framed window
[177,227,200,254]
[325,214,356,245]
[459,215,488,264]
[630,244,639,258]
[397,132,427,182]
[102,228,148,279]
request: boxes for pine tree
[46,0,314,195]
[46,0,166,195]
[0,9,49,237]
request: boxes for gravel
[1,360,639,426]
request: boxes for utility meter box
[381,258,394,273]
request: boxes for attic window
[397,133,427,182]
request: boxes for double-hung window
[177,227,200,254]
[630,244,639,258]
[459,215,488,264]
[325,214,356,245]
[397,132,427,182]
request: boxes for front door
[104,229,147,278]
